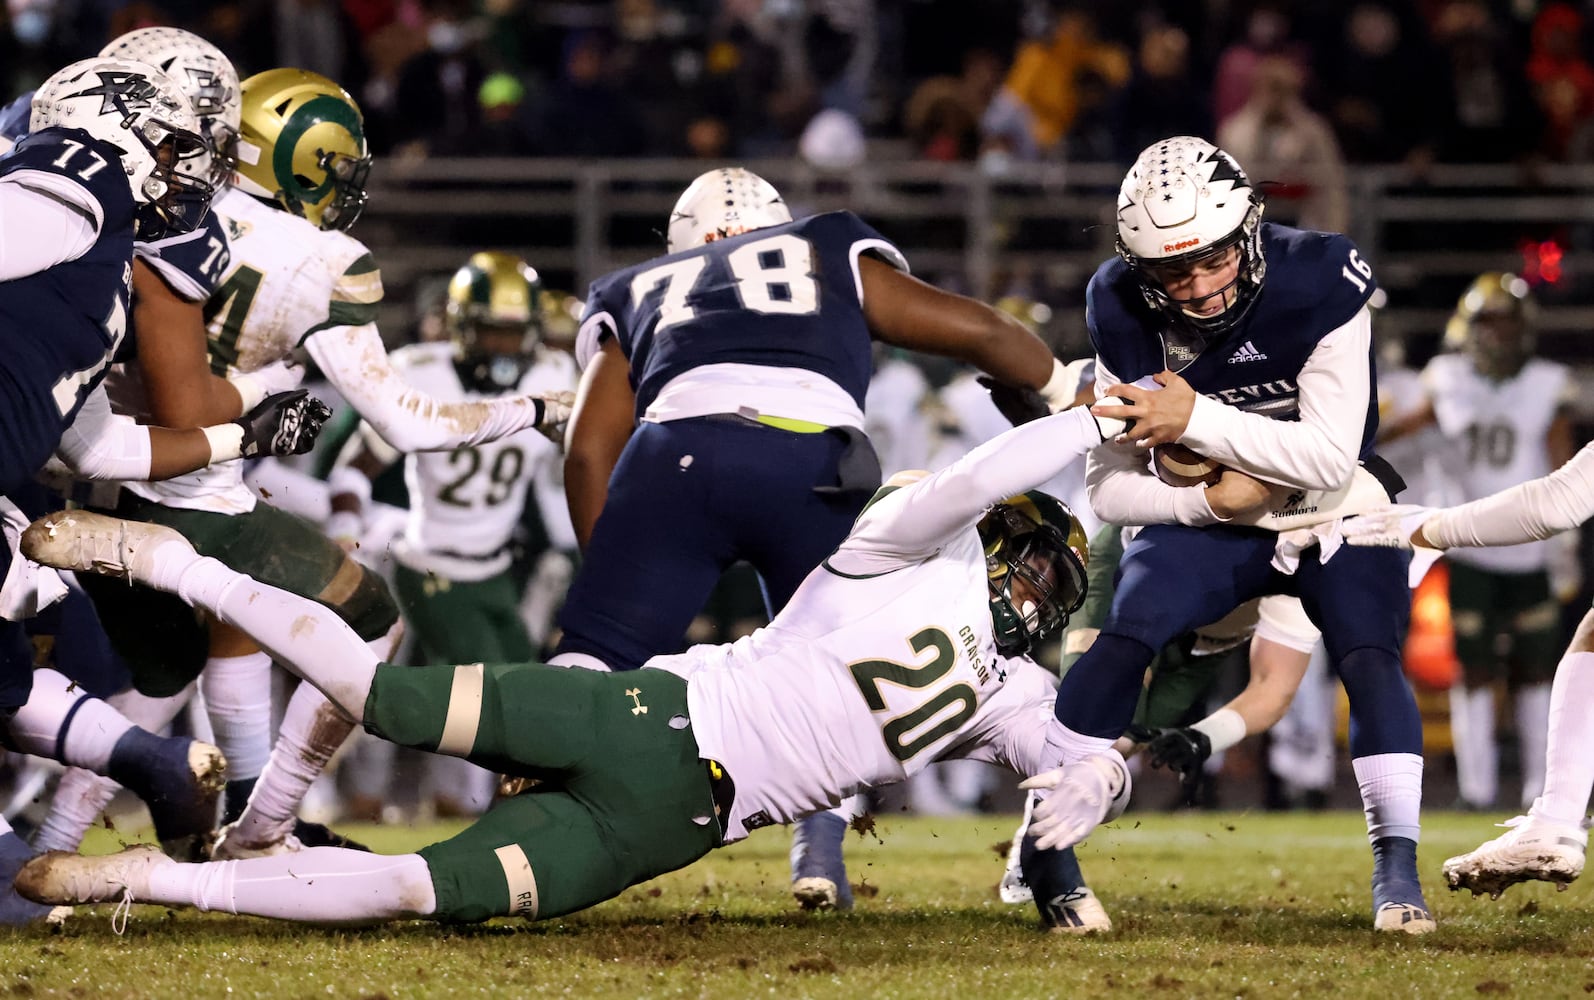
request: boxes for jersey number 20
[629,234,819,331]
[850,626,978,762]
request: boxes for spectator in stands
[981,6,1129,163]
[1526,3,1594,160]
[1211,2,1313,130]
[1218,55,1350,233]
[533,29,646,157]
[1108,23,1210,165]
[390,0,487,157]
[1430,0,1541,164]
[903,46,1003,162]
[1323,3,1442,166]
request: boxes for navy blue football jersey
[1088,223,1381,456]
[137,210,231,303]
[0,127,137,431]
[577,211,906,417]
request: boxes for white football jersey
[646,405,1106,843]
[121,187,384,513]
[388,342,577,581]
[1423,353,1573,573]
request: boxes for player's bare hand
[1205,469,1272,519]
[1091,370,1196,447]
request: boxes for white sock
[32,768,119,853]
[826,794,865,824]
[548,652,611,672]
[229,683,355,846]
[1515,681,1552,809]
[146,848,437,923]
[1449,683,1498,807]
[6,669,132,772]
[198,651,273,782]
[1534,650,1594,826]
[1352,751,1423,843]
[174,555,378,719]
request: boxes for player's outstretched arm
[564,337,637,551]
[130,259,256,427]
[857,256,1078,410]
[1348,439,1594,551]
[325,420,398,549]
[304,323,569,452]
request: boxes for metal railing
[357,157,1594,368]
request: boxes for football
[1151,443,1227,488]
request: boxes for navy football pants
[1054,522,1422,758]
[556,417,874,671]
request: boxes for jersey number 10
[629,234,820,331]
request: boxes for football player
[557,167,1082,908]
[16,397,1131,929]
[1379,273,1575,812]
[35,69,575,864]
[1343,441,1594,899]
[1028,136,1432,933]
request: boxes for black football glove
[976,375,1050,427]
[234,389,333,458]
[1145,725,1213,792]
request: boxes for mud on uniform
[361,406,1104,921]
[85,186,397,695]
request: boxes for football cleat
[1371,836,1437,935]
[1443,814,1587,899]
[22,511,193,585]
[998,792,1037,904]
[790,812,852,911]
[1038,886,1112,935]
[16,844,171,907]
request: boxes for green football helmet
[446,251,544,393]
[233,68,370,231]
[1443,272,1537,380]
[978,491,1089,657]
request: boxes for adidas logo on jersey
[1228,341,1267,363]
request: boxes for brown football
[1151,444,1227,488]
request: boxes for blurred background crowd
[7,0,1594,824]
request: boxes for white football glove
[1019,752,1131,851]
[1339,504,1440,550]
[533,390,576,445]
[229,358,306,412]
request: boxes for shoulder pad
[1256,225,1377,331]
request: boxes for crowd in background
[5,0,1594,178]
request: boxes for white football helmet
[1115,136,1265,337]
[99,27,241,190]
[31,57,215,239]
[666,167,791,254]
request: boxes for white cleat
[15,845,171,907]
[210,821,304,861]
[1443,814,1587,900]
[21,511,190,583]
[1038,886,1112,934]
[1374,901,1437,935]
[791,877,845,911]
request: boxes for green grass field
[3,810,1593,999]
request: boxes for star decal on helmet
[66,71,161,114]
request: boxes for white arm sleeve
[829,406,1105,574]
[1422,440,1594,549]
[1083,358,1224,527]
[1180,308,1371,491]
[54,386,154,481]
[305,324,544,452]
[0,179,100,281]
